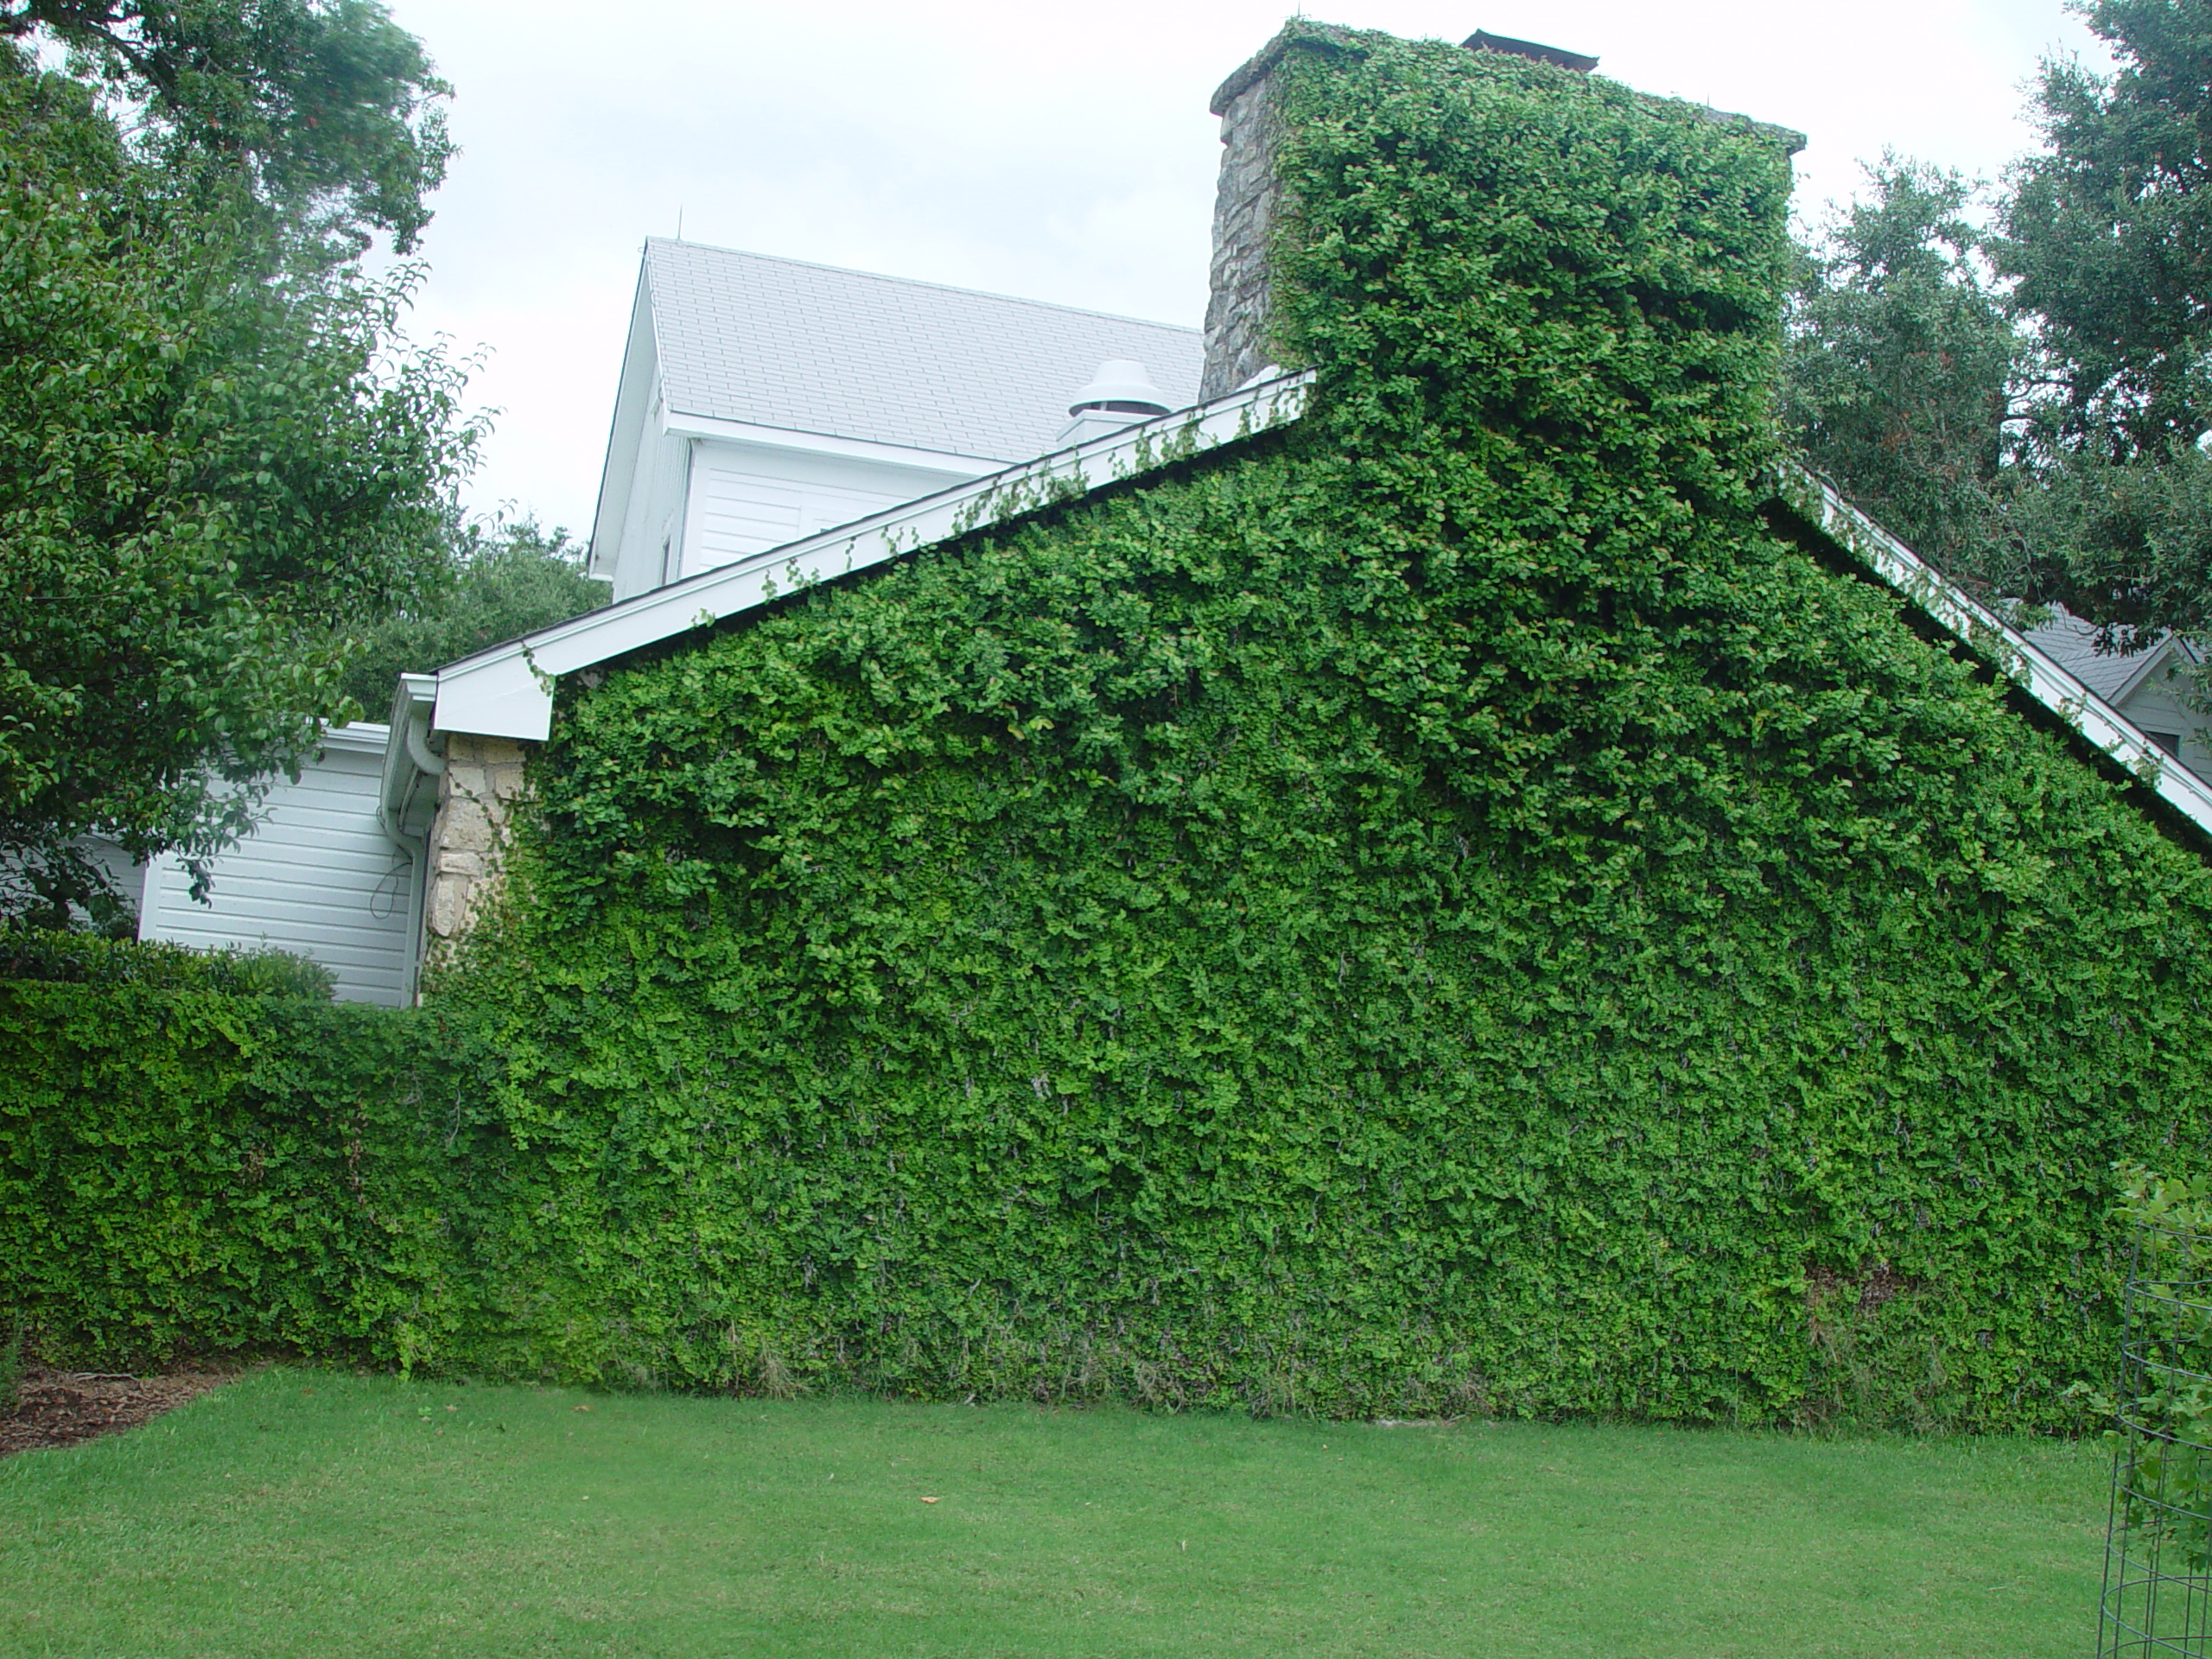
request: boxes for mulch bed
[0,1366,238,1458]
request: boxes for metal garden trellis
[2100,1210,2212,1656]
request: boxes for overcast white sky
[375,1,2107,539]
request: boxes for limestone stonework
[425,732,533,951]
[1198,67,1282,403]
[1199,25,1357,401]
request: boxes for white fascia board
[317,721,391,757]
[434,652,552,741]
[1775,462,2212,842]
[660,409,1007,475]
[432,371,1316,742]
[588,268,661,577]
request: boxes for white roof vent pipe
[1054,359,1173,449]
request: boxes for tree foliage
[1,0,452,257]
[1781,157,2019,581]
[1780,3,2212,651]
[0,6,475,925]
[1979,1,2212,644]
[334,518,607,714]
[1999,0,2212,458]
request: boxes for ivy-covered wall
[397,28,2212,1426]
[13,26,2212,1426]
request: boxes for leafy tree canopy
[1990,1,2212,644]
[334,517,607,714]
[1782,3,2212,652]
[1999,0,2212,457]
[0,10,477,927]
[0,0,451,257]
[1782,157,2020,583]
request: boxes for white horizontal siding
[139,737,417,1007]
[697,466,805,557]
[690,460,907,572]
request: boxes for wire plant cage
[2101,1201,2212,1656]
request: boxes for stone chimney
[1198,26,1797,404]
[1198,27,1345,403]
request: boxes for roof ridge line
[643,238,1201,335]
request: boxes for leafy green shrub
[0,984,495,1368]
[2092,1168,2212,1569]
[0,927,334,999]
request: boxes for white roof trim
[430,371,1316,742]
[316,721,391,756]
[587,264,660,578]
[660,409,1007,473]
[1775,463,2212,842]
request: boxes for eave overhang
[659,409,1007,474]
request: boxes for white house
[593,240,1204,601]
[126,243,1210,1003]
[131,723,423,1005]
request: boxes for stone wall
[424,733,532,955]
[1198,65,1282,402]
[1199,24,1361,402]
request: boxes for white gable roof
[643,239,1205,463]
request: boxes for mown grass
[0,1367,2108,1657]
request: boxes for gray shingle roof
[2022,607,2173,703]
[645,239,1205,463]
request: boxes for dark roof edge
[1465,30,1598,73]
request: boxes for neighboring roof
[1464,31,1599,73]
[644,239,1206,463]
[429,372,1316,743]
[2023,606,2204,707]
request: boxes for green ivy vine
[10,27,2212,1425]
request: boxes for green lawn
[0,1368,2109,1657]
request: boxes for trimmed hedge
[8,29,2212,1426]
[0,985,497,1366]
[0,925,335,997]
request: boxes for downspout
[377,674,442,1001]
[404,700,446,784]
